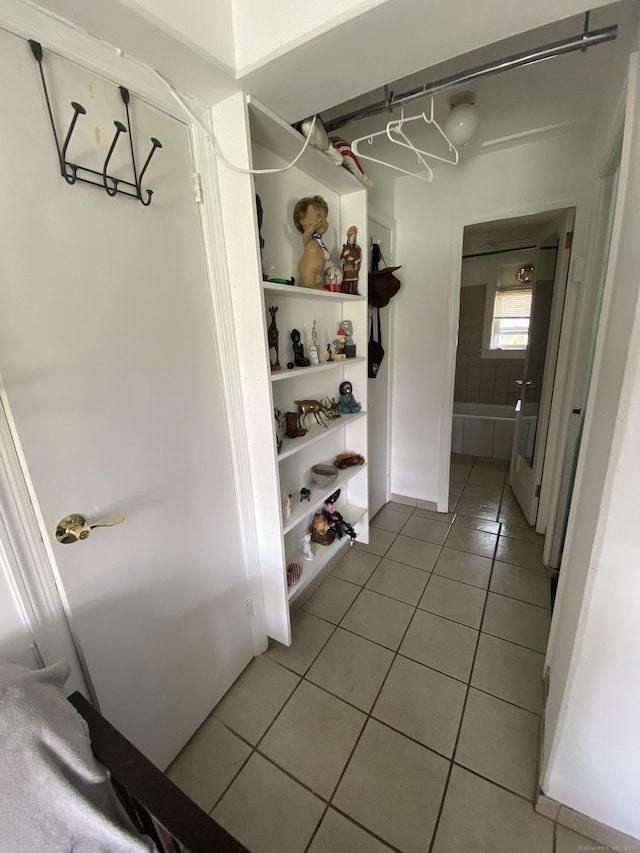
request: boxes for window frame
[480,250,536,360]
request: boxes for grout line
[427,491,500,853]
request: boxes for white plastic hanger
[351,98,459,182]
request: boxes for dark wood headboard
[69,692,248,853]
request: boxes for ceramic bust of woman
[340,226,361,295]
[293,196,330,289]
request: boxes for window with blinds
[491,286,532,349]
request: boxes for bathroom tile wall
[455,284,522,405]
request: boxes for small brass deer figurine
[294,398,341,430]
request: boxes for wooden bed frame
[69,692,248,853]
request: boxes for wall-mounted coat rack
[29,40,162,206]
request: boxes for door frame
[0,0,267,680]
[367,203,397,514]
[510,208,575,527]
[442,194,591,538]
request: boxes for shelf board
[271,356,366,383]
[287,503,367,602]
[278,411,367,461]
[283,463,367,534]
[247,96,364,196]
[262,281,365,301]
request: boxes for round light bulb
[444,102,479,146]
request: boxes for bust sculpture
[293,196,329,289]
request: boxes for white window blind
[492,286,532,349]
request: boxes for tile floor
[167,455,606,853]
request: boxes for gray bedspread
[0,659,155,852]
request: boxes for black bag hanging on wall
[368,308,385,378]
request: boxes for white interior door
[510,209,575,524]
[0,31,254,768]
[367,219,393,516]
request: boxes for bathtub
[452,403,515,460]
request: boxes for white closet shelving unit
[212,94,369,646]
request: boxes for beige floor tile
[341,588,414,650]
[384,500,415,515]
[333,719,449,852]
[433,547,493,589]
[265,610,334,675]
[499,523,543,545]
[385,534,441,571]
[213,656,299,745]
[166,715,250,813]
[500,487,521,507]
[331,549,381,586]
[355,527,397,556]
[401,515,451,545]
[555,824,606,853]
[400,610,478,682]
[419,574,487,629]
[308,809,393,853]
[213,753,324,853]
[432,765,554,853]
[454,496,500,521]
[455,688,540,799]
[461,483,502,503]
[448,481,464,499]
[307,627,394,711]
[498,504,530,528]
[365,558,430,605]
[482,593,550,653]
[471,633,545,713]
[413,507,456,522]
[303,576,361,624]
[450,464,472,483]
[445,525,498,559]
[496,537,547,572]
[467,468,507,489]
[490,561,549,608]
[370,507,410,533]
[453,514,501,535]
[259,681,365,799]
[373,655,466,758]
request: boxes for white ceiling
[319,1,635,175]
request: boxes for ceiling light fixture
[444,91,479,146]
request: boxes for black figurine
[291,328,310,367]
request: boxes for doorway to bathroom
[452,208,574,531]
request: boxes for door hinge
[535,484,541,498]
[565,231,574,250]
[193,172,203,205]
[246,598,254,617]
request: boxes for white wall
[543,51,640,839]
[391,132,597,504]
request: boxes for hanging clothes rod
[325,12,617,132]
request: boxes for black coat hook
[29,40,162,206]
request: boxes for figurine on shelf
[309,319,320,365]
[342,320,356,358]
[256,194,268,281]
[295,398,339,430]
[283,493,292,519]
[339,381,362,414]
[293,195,330,290]
[301,533,314,561]
[300,487,311,502]
[340,226,362,295]
[333,327,347,360]
[326,343,334,362]
[291,328,310,367]
[323,265,343,293]
[285,411,306,439]
[268,306,281,371]
[274,408,285,452]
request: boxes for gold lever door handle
[55,512,126,544]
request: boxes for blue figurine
[339,381,361,414]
